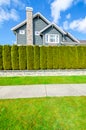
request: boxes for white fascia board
[11,20,26,31]
[40,23,66,35]
[67,32,80,43]
[11,12,50,31]
[33,12,50,24]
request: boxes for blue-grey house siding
[11,8,79,45]
[16,24,26,45]
[33,17,48,45]
[42,26,73,45]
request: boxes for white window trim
[35,31,40,35]
[19,30,25,35]
[45,34,59,43]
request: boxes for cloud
[0,0,25,25]
[0,0,10,6]
[51,0,74,23]
[0,8,19,23]
[63,17,86,34]
[50,0,86,24]
[66,13,71,19]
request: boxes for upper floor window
[45,34,59,43]
[19,30,25,35]
[35,31,40,35]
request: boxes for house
[11,7,80,45]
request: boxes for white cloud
[66,13,71,19]
[63,17,86,34]
[0,0,10,6]
[51,0,74,23]
[70,17,86,33]
[0,0,25,25]
[50,0,86,24]
[63,21,69,30]
[0,8,19,23]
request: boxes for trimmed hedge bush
[59,46,67,69]
[19,46,27,70]
[34,46,40,70]
[40,46,47,69]
[47,46,53,69]
[0,46,3,70]
[53,46,59,69]
[11,45,19,70]
[27,46,34,70]
[1,45,86,70]
[3,45,11,70]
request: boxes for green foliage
[11,45,19,70]
[47,46,53,69]
[40,46,47,69]
[1,45,86,70]
[81,46,86,69]
[27,46,34,70]
[67,46,78,69]
[34,46,40,70]
[19,46,27,70]
[59,46,67,69]
[3,45,11,70]
[0,46,3,70]
[53,46,59,69]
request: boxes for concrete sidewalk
[0,84,86,99]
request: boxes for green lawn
[0,76,86,85]
[0,97,86,130]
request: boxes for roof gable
[39,23,79,43]
[40,23,66,35]
[11,12,50,31]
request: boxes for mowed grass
[0,76,86,85]
[0,97,86,130]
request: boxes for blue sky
[0,0,86,44]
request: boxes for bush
[3,45,11,70]
[11,45,19,70]
[59,46,67,69]
[34,46,40,70]
[81,46,86,69]
[53,46,59,69]
[19,46,27,70]
[27,46,34,70]
[47,46,53,69]
[0,46,3,70]
[40,46,47,69]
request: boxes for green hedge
[0,45,86,70]
[40,46,47,69]
[3,45,11,70]
[0,46,3,70]
[27,46,34,70]
[53,46,59,69]
[19,46,27,70]
[47,46,53,69]
[11,45,19,70]
[34,46,40,70]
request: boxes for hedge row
[0,45,86,70]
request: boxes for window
[35,31,40,35]
[45,34,59,43]
[19,30,25,34]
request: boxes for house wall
[42,26,74,45]
[16,24,26,45]
[42,26,63,45]
[63,35,74,42]
[33,17,48,45]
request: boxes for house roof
[11,12,50,31]
[11,12,79,43]
[66,32,80,43]
[40,23,80,43]
[40,23,66,35]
